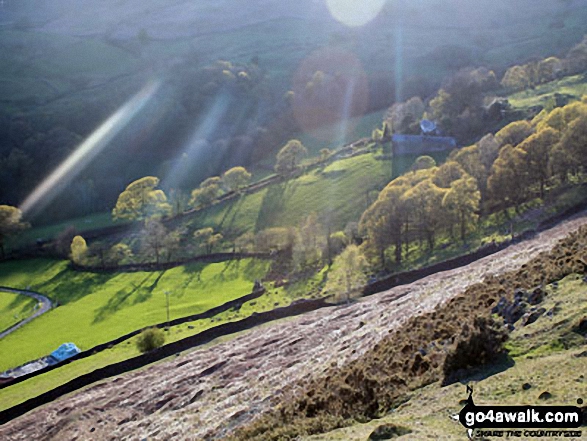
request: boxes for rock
[575,317,587,336]
[522,383,532,391]
[522,308,546,326]
[368,423,412,440]
[527,287,545,305]
[538,391,552,400]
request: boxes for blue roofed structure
[49,342,81,363]
[391,134,456,156]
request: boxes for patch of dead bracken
[0,213,586,441]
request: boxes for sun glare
[325,0,387,27]
[19,81,160,216]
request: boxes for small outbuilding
[49,342,81,363]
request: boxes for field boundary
[0,286,267,389]
[0,297,332,425]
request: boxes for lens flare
[326,0,386,27]
[162,93,230,190]
[19,81,160,215]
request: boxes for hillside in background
[1,0,586,222]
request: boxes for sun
[325,0,387,27]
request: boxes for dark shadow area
[92,273,154,323]
[451,353,516,386]
[133,271,166,305]
[35,269,114,305]
[255,183,286,232]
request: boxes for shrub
[136,327,165,353]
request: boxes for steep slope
[0,214,586,440]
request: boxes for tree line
[360,97,587,266]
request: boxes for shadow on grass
[448,353,516,387]
[35,268,114,305]
[255,183,286,232]
[92,272,164,323]
[133,271,166,304]
[218,193,246,232]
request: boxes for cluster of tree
[501,35,587,91]
[383,67,500,142]
[69,235,133,267]
[189,166,251,210]
[112,176,172,221]
[501,57,564,91]
[274,140,308,174]
[0,205,29,258]
[360,159,481,265]
[361,97,587,267]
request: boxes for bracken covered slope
[1,213,586,440]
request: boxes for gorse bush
[136,327,165,353]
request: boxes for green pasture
[185,153,393,236]
[0,291,37,333]
[507,74,587,110]
[0,257,270,372]
[0,265,326,411]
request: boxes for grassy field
[507,74,587,110]
[0,257,270,372]
[0,265,325,411]
[0,290,37,333]
[184,152,393,235]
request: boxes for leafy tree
[442,175,481,241]
[320,148,332,162]
[107,243,133,266]
[495,120,533,147]
[193,227,223,254]
[112,176,171,221]
[275,140,307,174]
[328,231,348,258]
[360,180,408,265]
[168,189,190,216]
[565,35,587,74]
[235,231,255,253]
[501,65,530,91]
[136,327,165,353]
[432,161,465,188]
[293,213,325,268]
[519,127,560,197]
[324,244,369,303]
[449,145,488,198]
[140,218,168,264]
[488,144,528,211]
[401,179,447,251]
[538,102,587,132]
[255,227,295,253]
[558,112,587,171]
[223,166,251,192]
[70,235,88,265]
[476,133,500,172]
[190,176,223,209]
[0,205,29,258]
[385,96,425,134]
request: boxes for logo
[450,386,583,439]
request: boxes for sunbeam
[162,93,230,191]
[19,81,160,216]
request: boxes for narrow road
[0,288,53,340]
